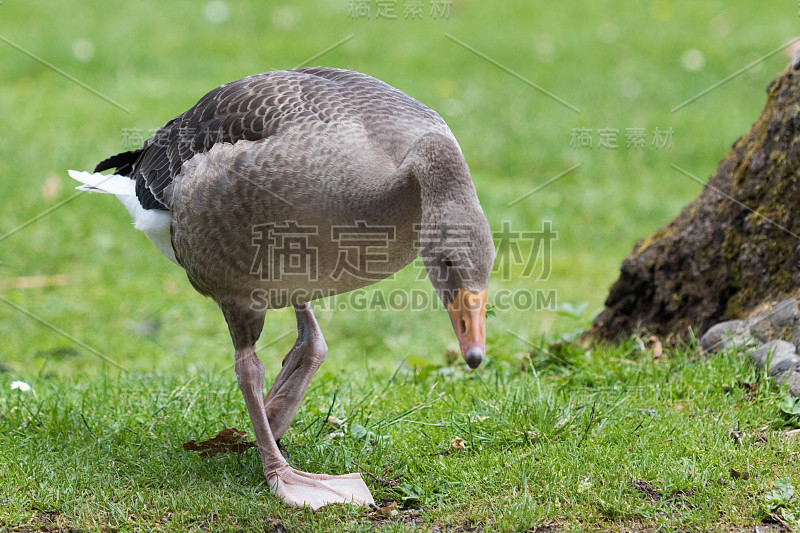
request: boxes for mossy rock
[587,59,800,343]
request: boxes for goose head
[420,204,495,369]
[408,132,495,369]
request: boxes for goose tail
[68,170,135,196]
[67,169,177,265]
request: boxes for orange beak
[446,288,488,369]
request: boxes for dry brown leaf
[183,427,255,458]
[450,437,466,451]
[649,336,664,361]
[736,380,759,399]
[376,501,398,516]
[327,415,345,427]
[730,468,750,480]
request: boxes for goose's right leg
[263,303,326,440]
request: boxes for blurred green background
[1,0,797,377]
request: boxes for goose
[69,67,495,510]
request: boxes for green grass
[2,0,800,530]
[2,343,799,531]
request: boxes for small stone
[789,319,800,352]
[783,371,800,396]
[745,312,772,343]
[770,297,798,329]
[770,358,800,377]
[699,320,751,353]
[773,363,800,387]
[749,340,797,370]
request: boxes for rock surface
[698,320,752,353]
[700,299,800,396]
[783,372,800,396]
[749,340,797,371]
[586,58,800,343]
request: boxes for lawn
[2,0,800,531]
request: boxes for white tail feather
[67,169,178,265]
[68,170,135,196]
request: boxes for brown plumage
[72,67,495,510]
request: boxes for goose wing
[95,68,450,211]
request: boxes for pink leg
[221,301,374,510]
[264,303,327,440]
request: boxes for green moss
[770,149,787,169]
[672,292,683,309]
[631,225,671,259]
[747,205,787,231]
[774,270,792,292]
[726,292,743,318]
[721,229,743,290]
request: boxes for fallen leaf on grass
[648,336,664,361]
[375,501,398,516]
[730,468,751,480]
[367,500,421,524]
[183,427,254,458]
[451,437,466,451]
[327,415,345,427]
[737,380,760,399]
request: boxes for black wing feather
[94,149,143,176]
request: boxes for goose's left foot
[267,464,374,510]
